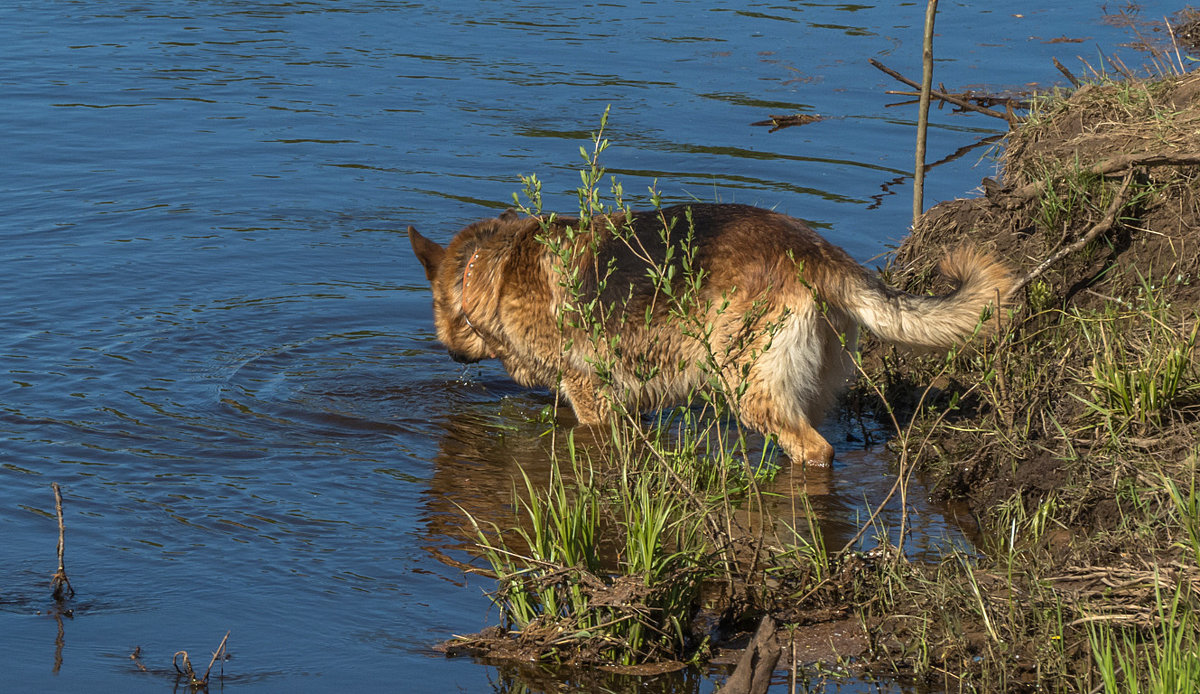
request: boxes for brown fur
[409,203,1011,466]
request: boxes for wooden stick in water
[50,482,74,600]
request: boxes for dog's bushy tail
[835,249,1013,348]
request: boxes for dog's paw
[799,442,835,468]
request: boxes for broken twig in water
[885,89,1029,111]
[869,58,1016,123]
[130,646,149,673]
[50,482,74,600]
[174,631,231,688]
[749,113,822,133]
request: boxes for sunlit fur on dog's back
[410,203,1012,466]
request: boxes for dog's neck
[458,224,521,335]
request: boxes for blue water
[1,1,1175,691]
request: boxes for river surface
[1,1,1176,692]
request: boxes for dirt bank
[889,69,1200,515]
[848,69,1200,688]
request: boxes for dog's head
[409,211,520,364]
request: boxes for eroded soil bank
[845,68,1200,689]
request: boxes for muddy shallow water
[0,1,1173,691]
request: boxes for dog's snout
[449,350,481,364]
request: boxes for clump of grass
[1164,471,1200,568]
[1089,603,1200,694]
[463,441,710,665]
[1073,273,1200,433]
[1032,167,1110,244]
[1086,499,1200,694]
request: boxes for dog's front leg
[559,371,612,426]
[775,420,835,468]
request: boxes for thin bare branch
[869,58,1015,122]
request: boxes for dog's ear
[499,209,520,223]
[408,226,445,284]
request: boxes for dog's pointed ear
[408,226,445,284]
[499,209,520,223]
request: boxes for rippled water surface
[1,1,1172,691]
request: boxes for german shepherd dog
[409,203,1011,466]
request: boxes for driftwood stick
[1008,173,1133,298]
[717,615,781,694]
[1092,152,1200,175]
[869,58,1013,122]
[1005,152,1200,204]
[885,90,1029,109]
[50,483,74,600]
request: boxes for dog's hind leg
[724,308,848,467]
[736,386,835,466]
